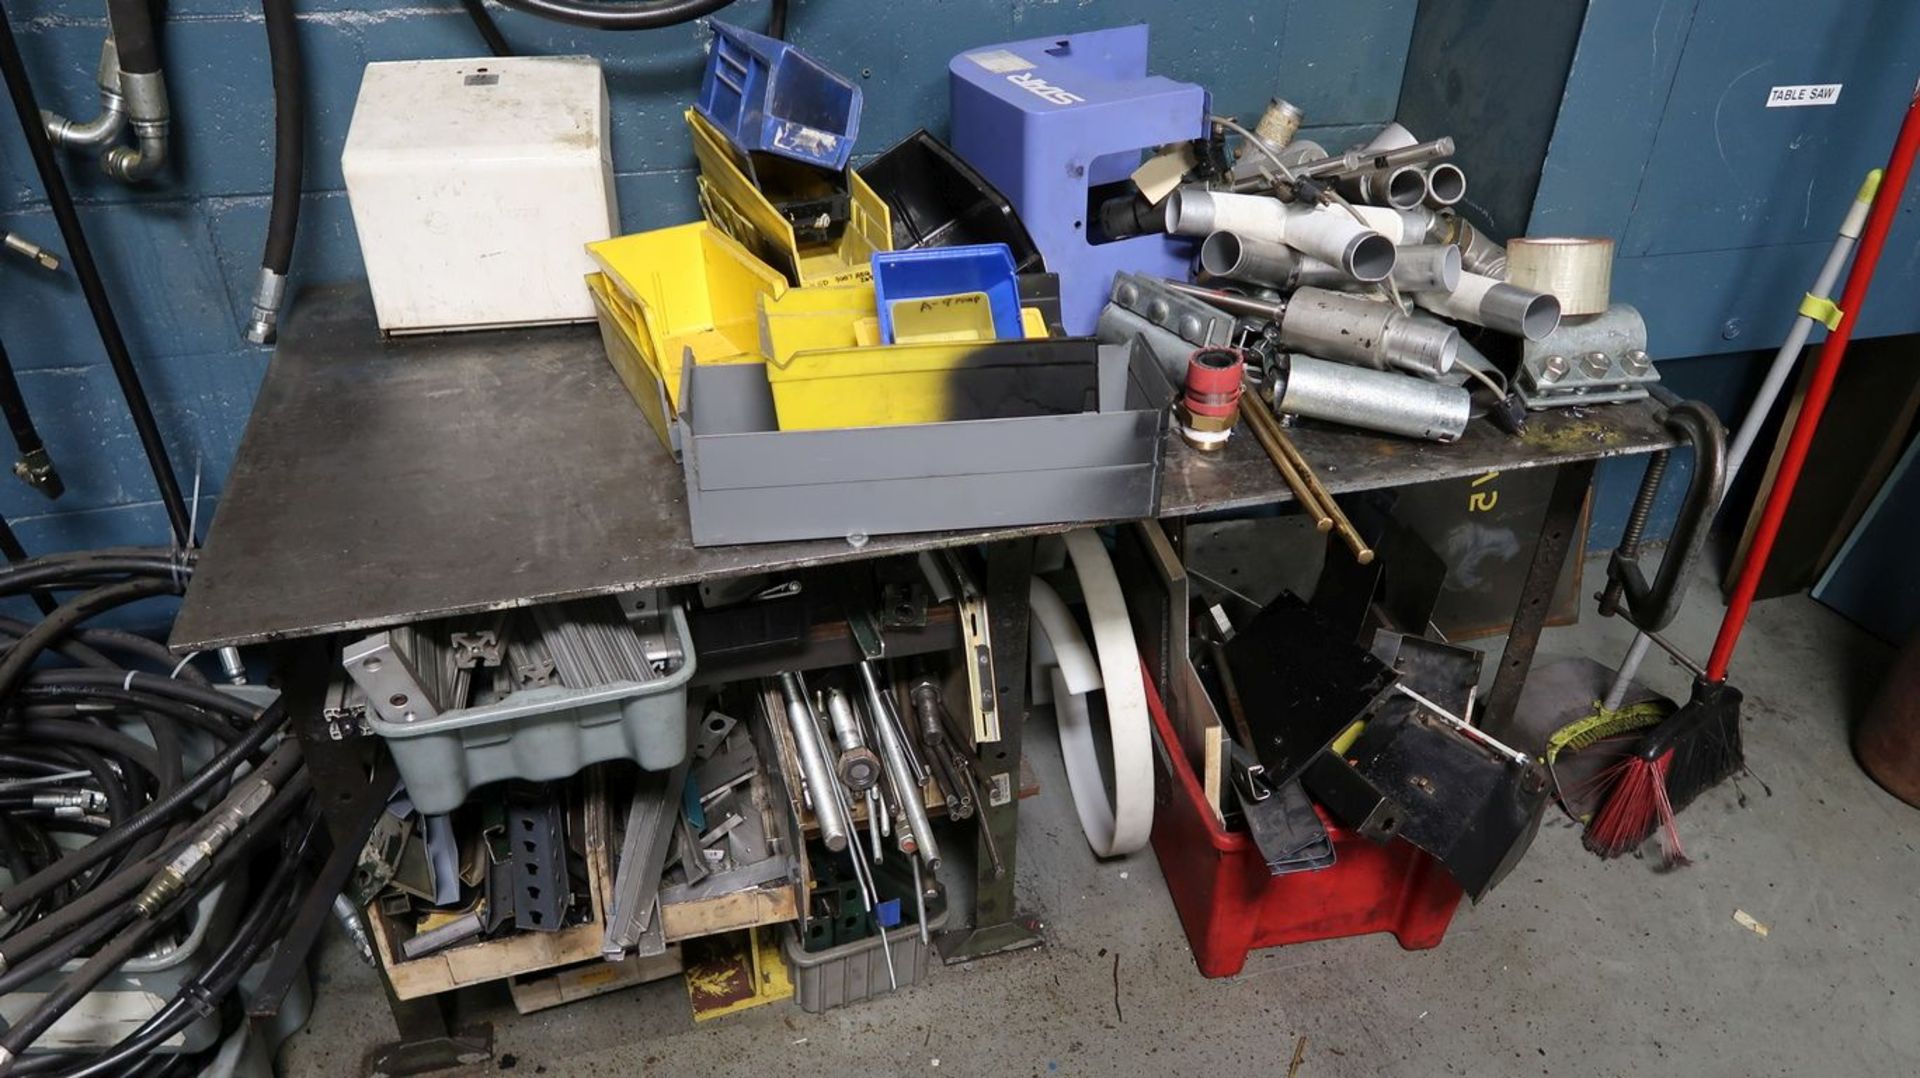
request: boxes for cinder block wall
[0,0,1420,552]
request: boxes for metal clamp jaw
[1600,400,1727,633]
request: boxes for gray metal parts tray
[678,337,1173,546]
[367,605,696,813]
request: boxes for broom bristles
[1583,750,1676,859]
[1582,678,1744,863]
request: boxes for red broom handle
[1707,88,1920,682]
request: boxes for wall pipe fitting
[41,40,124,151]
[1422,161,1467,209]
[1278,286,1458,377]
[778,672,849,853]
[1416,272,1562,341]
[1389,243,1462,293]
[1165,188,1396,282]
[1272,353,1471,442]
[1198,231,1347,291]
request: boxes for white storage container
[342,56,618,334]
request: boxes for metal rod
[859,661,940,869]
[778,672,849,852]
[1248,403,1374,564]
[1237,392,1334,531]
[912,858,930,946]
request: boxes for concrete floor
[282,542,1919,1077]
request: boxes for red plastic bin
[1144,659,1464,978]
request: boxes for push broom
[1585,85,1920,861]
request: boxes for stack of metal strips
[529,597,659,687]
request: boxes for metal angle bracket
[603,756,692,958]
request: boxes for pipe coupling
[246,269,290,345]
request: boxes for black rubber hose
[0,619,210,687]
[0,577,182,706]
[0,850,163,972]
[0,897,177,1061]
[460,0,514,55]
[0,335,56,492]
[767,0,787,38]
[0,10,191,545]
[0,699,287,916]
[1,724,165,796]
[28,806,316,1078]
[20,693,241,746]
[29,670,261,727]
[105,0,161,75]
[491,0,737,31]
[0,904,132,999]
[0,516,57,616]
[260,0,304,277]
[0,549,191,598]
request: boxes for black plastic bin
[862,129,1045,273]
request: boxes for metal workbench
[173,283,1676,1070]
[173,283,1674,651]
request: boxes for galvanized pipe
[1273,354,1471,442]
[1416,272,1561,341]
[1339,164,1427,210]
[826,687,883,792]
[858,661,939,869]
[1278,286,1458,376]
[1422,162,1467,209]
[1197,231,1346,290]
[778,672,849,852]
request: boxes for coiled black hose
[104,0,161,76]
[0,9,191,544]
[491,0,737,31]
[460,0,515,55]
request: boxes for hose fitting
[101,70,168,182]
[245,269,289,345]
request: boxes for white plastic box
[342,56,618,334]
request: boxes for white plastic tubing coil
[1028,530,1154,858]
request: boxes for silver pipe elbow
[43,40,127,150]
[100,70,168,182]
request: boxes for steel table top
[171,283,1677,651]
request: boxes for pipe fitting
[1166,188,1396,282]
[1422,162,1467,209]
[42,39,126,151]
[1432,212,1508,277]
[1340,164,1427,209]
[1416,272,1562,341]
[100,70,168,182]
[1279,286,1458,376]
[245,269,289,345]
[1389,244,1462,293]
[1273,353,1471,442]
[1248,97,1303,151]
[1198,231,1346,291]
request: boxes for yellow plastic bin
[686,108,892,287]
[766,336,1096,431]
[587,222,788,430]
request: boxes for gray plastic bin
[783,899,949,1012]
[369,604,696,813]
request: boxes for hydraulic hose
[0,516,57,615]
[0,577,181,705]
[0,548,192,598]
[491,0,738,31]
[768,0,787,38]
[0,10,191,544]
[104,0,160,76]
[246,0,306,345]
[0,334,60,500]
[0,699,288,916]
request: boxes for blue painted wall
[0,0,1421,556]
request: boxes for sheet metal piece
[1235,776,1335,876]
[172,285,1676,653]
[604,757,693,957]
[1224,591,1397,789]
[506,786,570,933]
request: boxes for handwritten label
[1766,83,1842,108]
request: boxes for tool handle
[1708,90,1920,681]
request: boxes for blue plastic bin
[697,20,862,172]
[871,244,1023,343]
